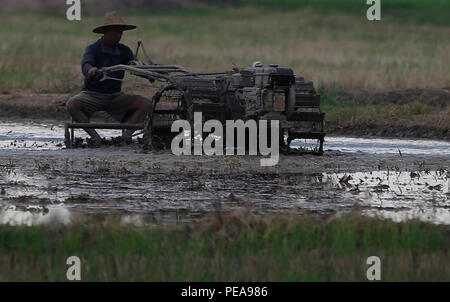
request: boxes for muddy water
[0,121,129,151]
[1,120,450,155]
[0,121,448,226]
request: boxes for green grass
[247,0,450,26]
[0,213,448,281]
[0,4,449,94]
[145,1,450,26]
[12,0,450,26]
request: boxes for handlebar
[98,64,173,83]
[94,69,105,81]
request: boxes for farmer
[66,11,152,144]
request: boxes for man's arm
[81,45,98,79]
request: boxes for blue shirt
[81,38,135,94]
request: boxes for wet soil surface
[1,88,449,140]
[0,121,448,226]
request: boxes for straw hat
[93,11,137,34]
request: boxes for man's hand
[88,67,99,79]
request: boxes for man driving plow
[66,11,152,145]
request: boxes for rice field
[0,4,449,94]
[0,1,449,282]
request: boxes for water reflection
[315,136,450,155]
[0,169,447,226]
[1,204,448,227]
[0,204,204,227]
[1,121,450,155]
[0,205,71,226]
[364,208,450,225]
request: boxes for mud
[326,121,449,140]
[1,88,449,140]
[0,114,449,226]
[351,88,450,107]
[0,139,448,225]
[326,87,450,140]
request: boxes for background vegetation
[0,1,449,94]
[1,213,449,281]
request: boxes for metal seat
[64,118,144,148]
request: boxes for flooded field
[1,120,450,155]
[0,121,448,226]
